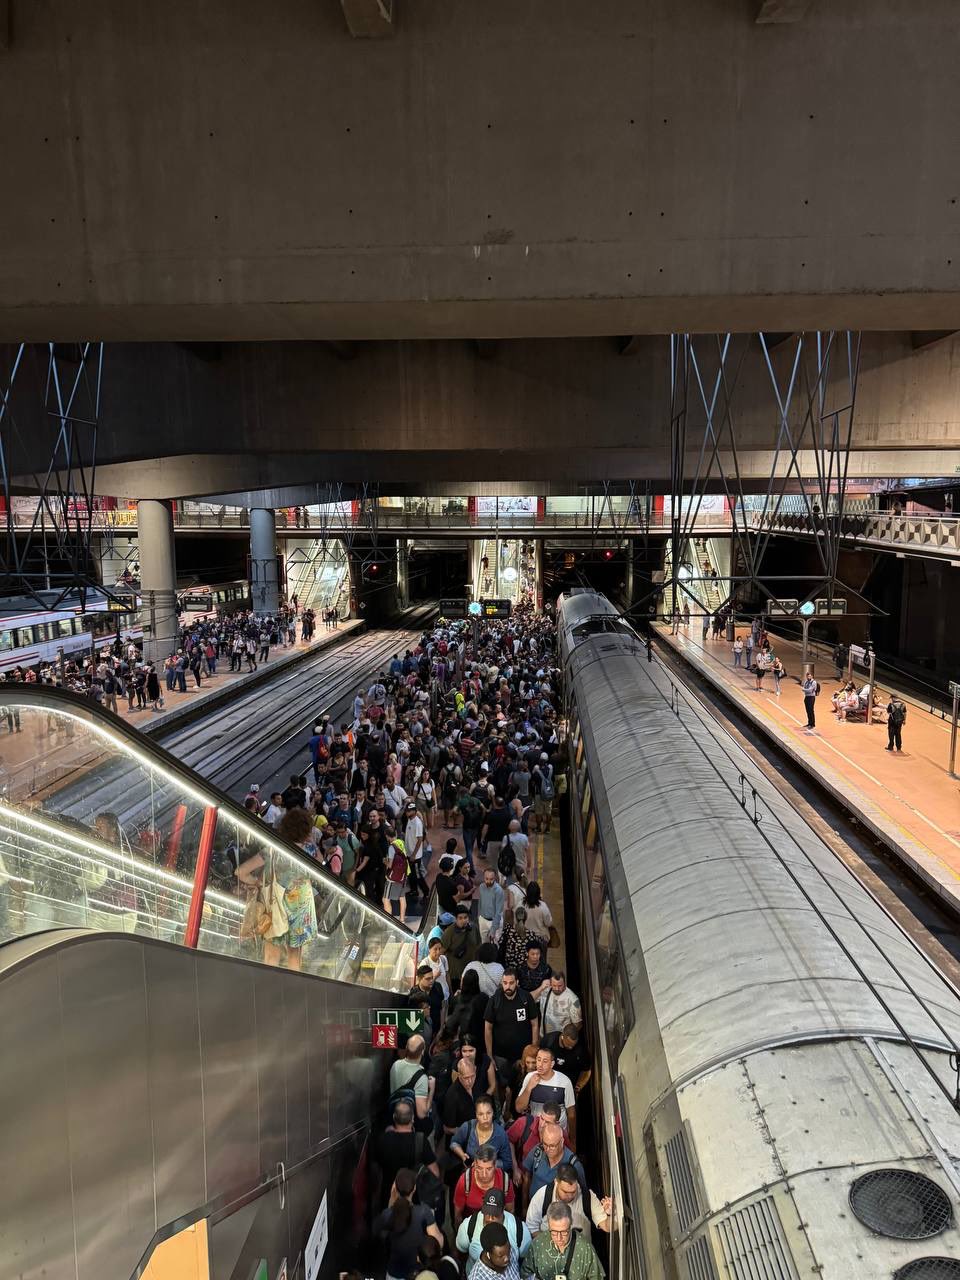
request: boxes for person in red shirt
[452,1144,514,1229]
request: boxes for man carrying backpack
[531,754,555,835]
[441,903,481,991]
[388,1034,435,1130]
[456,1188,531,1266]
[886,696,908,752]
[801,671,821,731]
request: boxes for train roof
[561,597,960,1087]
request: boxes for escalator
[0,686,435,1280]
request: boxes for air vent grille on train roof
[894,1261,960,1279]
[714,1195,799,1280]
[849,1170,953,1240]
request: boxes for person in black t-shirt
[540,1025,592,1096]
[484,969,539,1083]
[435,856,460,919]
[375,1102,439,1208]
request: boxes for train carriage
[559,588,960,1280]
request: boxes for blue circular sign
[799,601,815,617]
[468,601,482,616]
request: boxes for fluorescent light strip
[0,807,243,914]
[13,704,414,941]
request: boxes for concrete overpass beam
[339,0,394,38]
[250,507,280,615]
[138,500,177,663]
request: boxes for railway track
[157,624,424,796]
[42,607,435,829]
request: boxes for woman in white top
[523,881,554,941]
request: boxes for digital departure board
[479,598,512,619]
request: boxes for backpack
[387,1067,426,1120]
[889,700,907,725]
[463,1165,509,1201]
[411,1132,445,1216]
[539,767,555,800]
[498,837,516,878]
[387,845,408,884]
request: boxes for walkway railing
[8,503,960,552]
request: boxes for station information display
[438,598,469,618]
[479,599,512,619]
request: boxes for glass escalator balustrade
[0,695,417,991]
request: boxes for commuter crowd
[240,603,614,1278]
[0,601,319,716]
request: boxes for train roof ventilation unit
[714,1195,800,1280]
[894,1262,960,1279]
[683,1235,718,1280]
[849,1170,953,1240]
[664,1127,702,1233]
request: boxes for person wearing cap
[244,783,261,810]
[456,1188,531,1268]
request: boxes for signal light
[368,563,380,575]
[603,549,614,560]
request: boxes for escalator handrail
[0,682,420,940]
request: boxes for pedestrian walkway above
[656,622,960,915]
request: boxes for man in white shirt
[261,792,284,828]
[503,819,529,884]
[403,800,427,897]
[525,1165,613,1241]
[383,780,408,818]
[539,973,582,1037]
[514,1045,577,1144]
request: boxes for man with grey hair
[521,1198,606,1280]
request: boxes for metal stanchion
[949,681,960,779]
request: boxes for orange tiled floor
[659,622,960,889]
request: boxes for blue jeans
[733,651,742,666]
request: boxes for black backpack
[498,836,515,878]
[386,1067,426,1123]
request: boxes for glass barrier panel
[0,696,418,992]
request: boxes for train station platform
[655,622,960,915]
[132,618,362,735]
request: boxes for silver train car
[559,588,960,1280]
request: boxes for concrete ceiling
[0,1,959,341]
[5,332,960,497]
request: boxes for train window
[15,627,38,646]
[57,619,75,637]
[585,807,598,854]
[0,630,13,652]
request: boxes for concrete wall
[1,2,959,340]
[7,333,960,494]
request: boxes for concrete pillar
[250,507,280,615]
[137,499,178,663]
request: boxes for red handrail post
[183,805,218,949]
